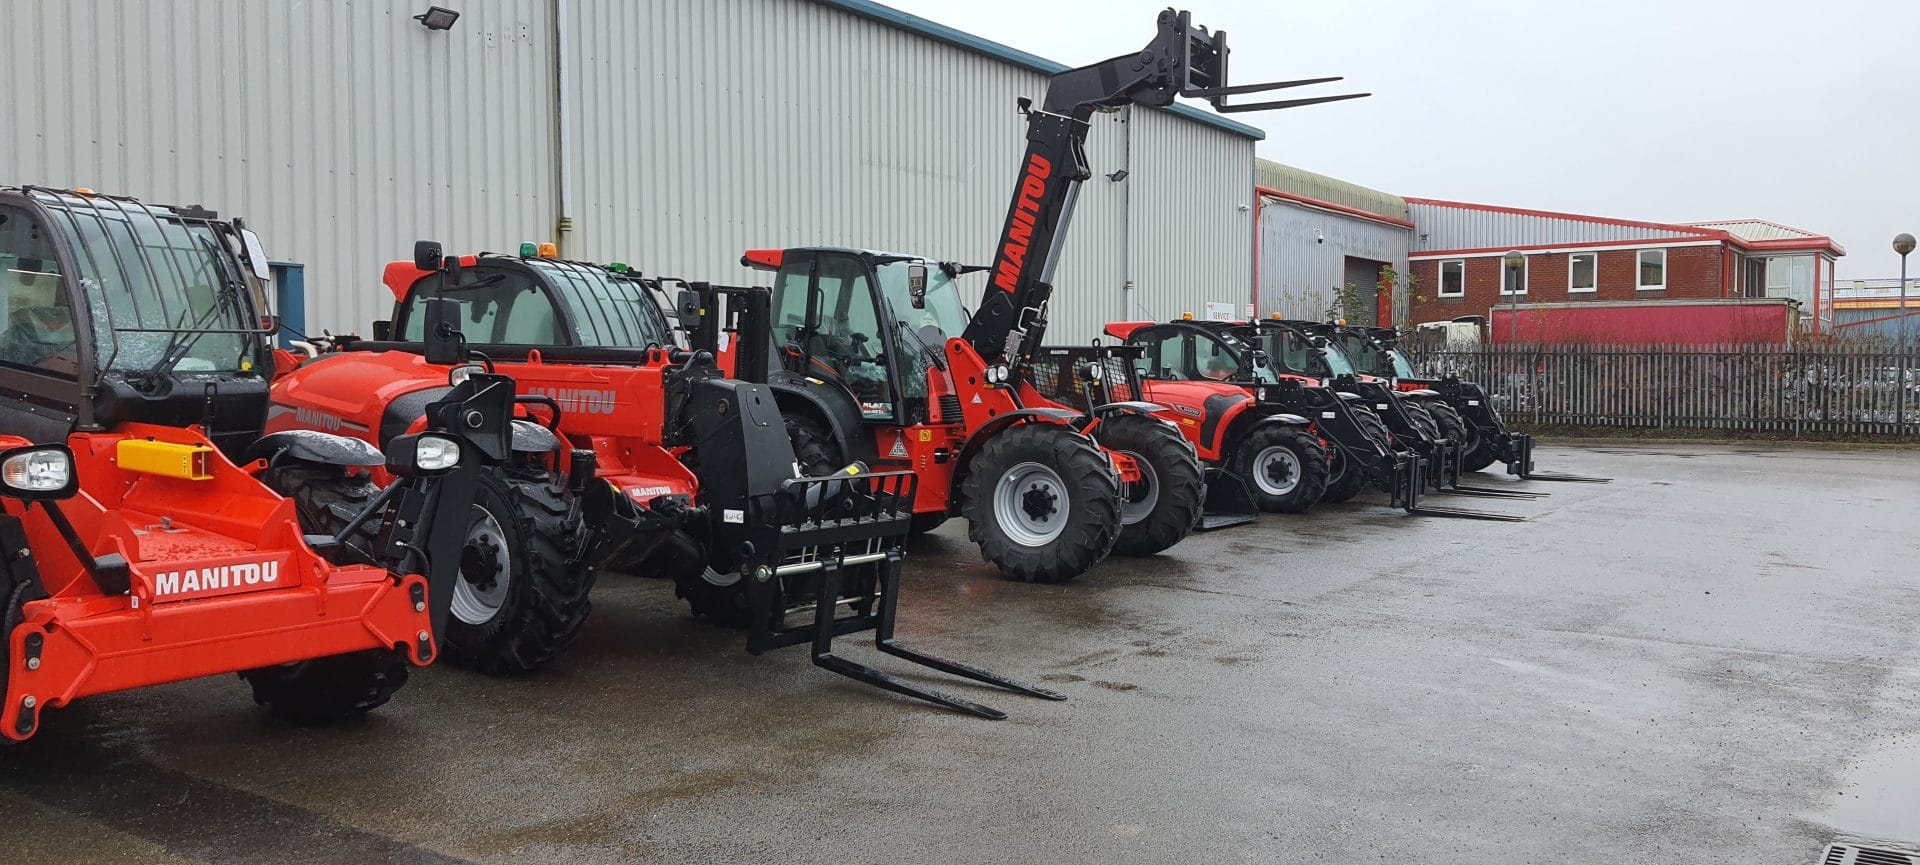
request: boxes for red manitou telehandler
[720,10,1370,581]
[1330,325,1610,484]
[269,243,1058,718]
[0,187,512,742]
[1103,316,1529,520]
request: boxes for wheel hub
[1254,445,1301,496]
[1115,450,1160,526]
[450,505,513,627]
[994,461,1071,547]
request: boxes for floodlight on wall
[414,6,460,30]
[1106,169,1130,182]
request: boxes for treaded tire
[262,464,381,557]
[962,424,1120,584]
[1320,405,1389,504]
[1401,401,1441,441]
[1426,402,1475,461]
[1095,413,1204,557]
[676,568,766,631]
[440,469,591,675]
[241,650,410,724]
[1453,404,1501,472]
[1233,424,1329,514]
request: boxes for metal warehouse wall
[562,0,1252,343]
[1409,202,1692,252]
[3,0,1254,340]
[1257,198,1409,322]
[0,0,559,333]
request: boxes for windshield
[1209,329,1277,384]
[1336,334,1393,378]
[874,260,970,347]
[41,196,253,374]
[401,260,672,348]
[1253,328,1350,379]
[1387,347,1415,379]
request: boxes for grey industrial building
[2,0,1277,343]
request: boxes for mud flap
[742,468,1064,720]
[1196,467,1259,531]
[1507,433,1611,483]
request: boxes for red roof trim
[1412,238,1725,258]
[1257,186,1414,229]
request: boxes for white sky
[881,0,1920,279]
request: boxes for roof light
[607,262,629,274]
[73,188,95,197]
[519,242,538,257]
[1270,312,1281,319]
[537,242,558,259]
[1181,312,1194,320]
[1336,319,1347,326]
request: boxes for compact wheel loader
[0,187,510,741]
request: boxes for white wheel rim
[451,505,512,627]
[1115,450,1160,527]
[994,461,1069,546]
[1253,446,1301,496]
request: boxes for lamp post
[1502,250,1526,344]
[1895,233,1915,347]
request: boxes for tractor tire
[1093,413,1204,557]
[1426,402,1474,456]
[961,424,1120,584]
[1233,424,1329,513]
[1402,401,1441,441]
[261,463,381,558]
[439,469,591,675]
[1320,404,1390,504]
[241,649,411,724]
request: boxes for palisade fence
[1403,343,1920,438]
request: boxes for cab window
[1133,330,1189,380]
[400,271,562,345]
[0,205,78,377]
[806,256,896,420]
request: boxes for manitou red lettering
[992,154,1054,293]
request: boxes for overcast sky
[883,0,1918,279]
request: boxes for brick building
[1403,199,1845,334]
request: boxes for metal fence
[1404,344,1920,437]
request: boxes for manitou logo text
[992,154,1053,293]
[532,386,617,415]
[146,554,289,603]
[295,406,344,432]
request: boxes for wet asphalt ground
[3,443,1918,864]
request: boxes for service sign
[137,552,294,604]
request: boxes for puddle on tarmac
[1810,736,1920,842]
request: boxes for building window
[1437,259,1465,297]
[1498,257,1528,295]
[1568,253,1596,293]
[1637,249,1666,291]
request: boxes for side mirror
[372,320,393,341]
[237,226,272,282]
[1310,336,1330,349]
[907,262,928,309]
[1249,349,1270,369]
[676,288,703,323]
[421,297,464,365]
[414,240,444,273]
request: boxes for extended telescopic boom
[960,8,1367,366]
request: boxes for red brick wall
[1409,243,1727,322]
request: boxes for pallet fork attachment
[741,469,1063,720]
[1509,434,1611,483]
[1390,454,1526,522]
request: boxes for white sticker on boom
[1376,403,1388,410]
[1468,400,1480,406]
[1321,411,1335,419]
[722,509,745,524]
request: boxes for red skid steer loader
[0,187,511,741]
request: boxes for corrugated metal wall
[1122,107,1256,327]
[1410,202,1701,252]
[0,0,559,332]
[1257,198,1409,322]
[4,0,1254,341]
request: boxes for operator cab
[1123,321,1278,385]
[749,247,972,425]
[383,253,675,355]
[1332,328,1413,380]
[0,187,277,454]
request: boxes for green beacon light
[518,241,538,257]
[607,262,629,274]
